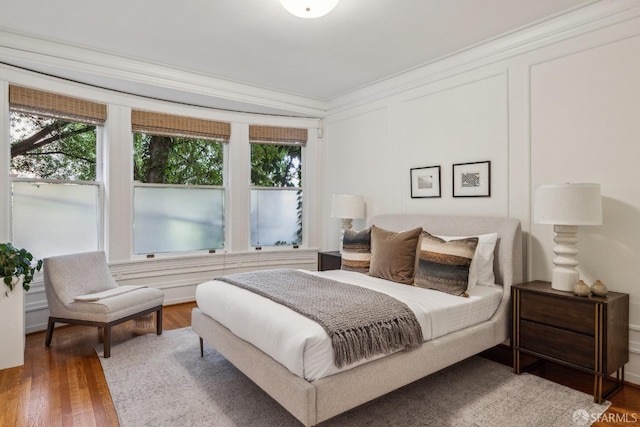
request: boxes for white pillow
[435,233,498,288]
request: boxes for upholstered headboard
[367,214,523,290]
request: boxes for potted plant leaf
[1,242,43,294]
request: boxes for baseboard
[626,372,640,387]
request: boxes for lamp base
[550,224,580,292]
[341,218,353,232]
[551,269,579,292]
[338,218,353,253]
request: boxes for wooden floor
[1,302,638,426]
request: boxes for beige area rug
[98,327,610,427]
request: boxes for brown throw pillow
[369,225,422,285]
[415,231,479,296]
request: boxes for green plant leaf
[0,242,42,293]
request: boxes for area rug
[98,327,610,427]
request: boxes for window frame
[7,85,107,257]
[249,139,305,250]
[8,124,105,256]
[130,126,229,258]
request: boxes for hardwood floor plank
[59,356,73,427]
[0,365,23,427]
[82,355,117,426]
[1,302,638,426]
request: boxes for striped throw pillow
[341,228,371,274]
[415,231,478,296]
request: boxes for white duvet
[195,269,502,381]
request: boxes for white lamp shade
[534,183,602,226]
[331,194,364,219]
[279,0,340,18]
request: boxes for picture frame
[410,166,441,198]
[452,161,491,197]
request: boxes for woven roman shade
[9,85,107,125]
[249,125,307,146]
[132,110,230,142]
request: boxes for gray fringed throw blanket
[216,269,423,368]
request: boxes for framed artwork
[452,161,491,197]
[410,166,441,198]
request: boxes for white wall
[324,2,640,384]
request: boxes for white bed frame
[191,214,522,426]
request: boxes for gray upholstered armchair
[43,251,164,357]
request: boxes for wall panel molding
[399,70,508,109]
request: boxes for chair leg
[103,326,112,358]
[45,318,55,347]
[200,337,204,357]
[156,306,163,336]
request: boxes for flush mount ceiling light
[279,0,340,19]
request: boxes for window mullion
[228,123,251,252]
[105,104,134,262]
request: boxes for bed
[191,214,523,426]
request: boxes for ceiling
[0,0,596,115]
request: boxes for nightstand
[512,281,629,403]
[317,251,341,271]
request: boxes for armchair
[43,251,164,357]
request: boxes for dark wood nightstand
[512,280,629,403]
[317,251,341,271]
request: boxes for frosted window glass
[134,186,224,254]
[12,182,100,259]
[250,189,301,246]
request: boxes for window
[249,125,306,247]
[9,85,105,259]
[131,110,229,255]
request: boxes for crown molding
[328,0,640,114]
[0,29,328,117]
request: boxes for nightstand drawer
[520,292,594,335]
[520,320,595,369]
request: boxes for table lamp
[331,194,365,251]
[534,183,602,291]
